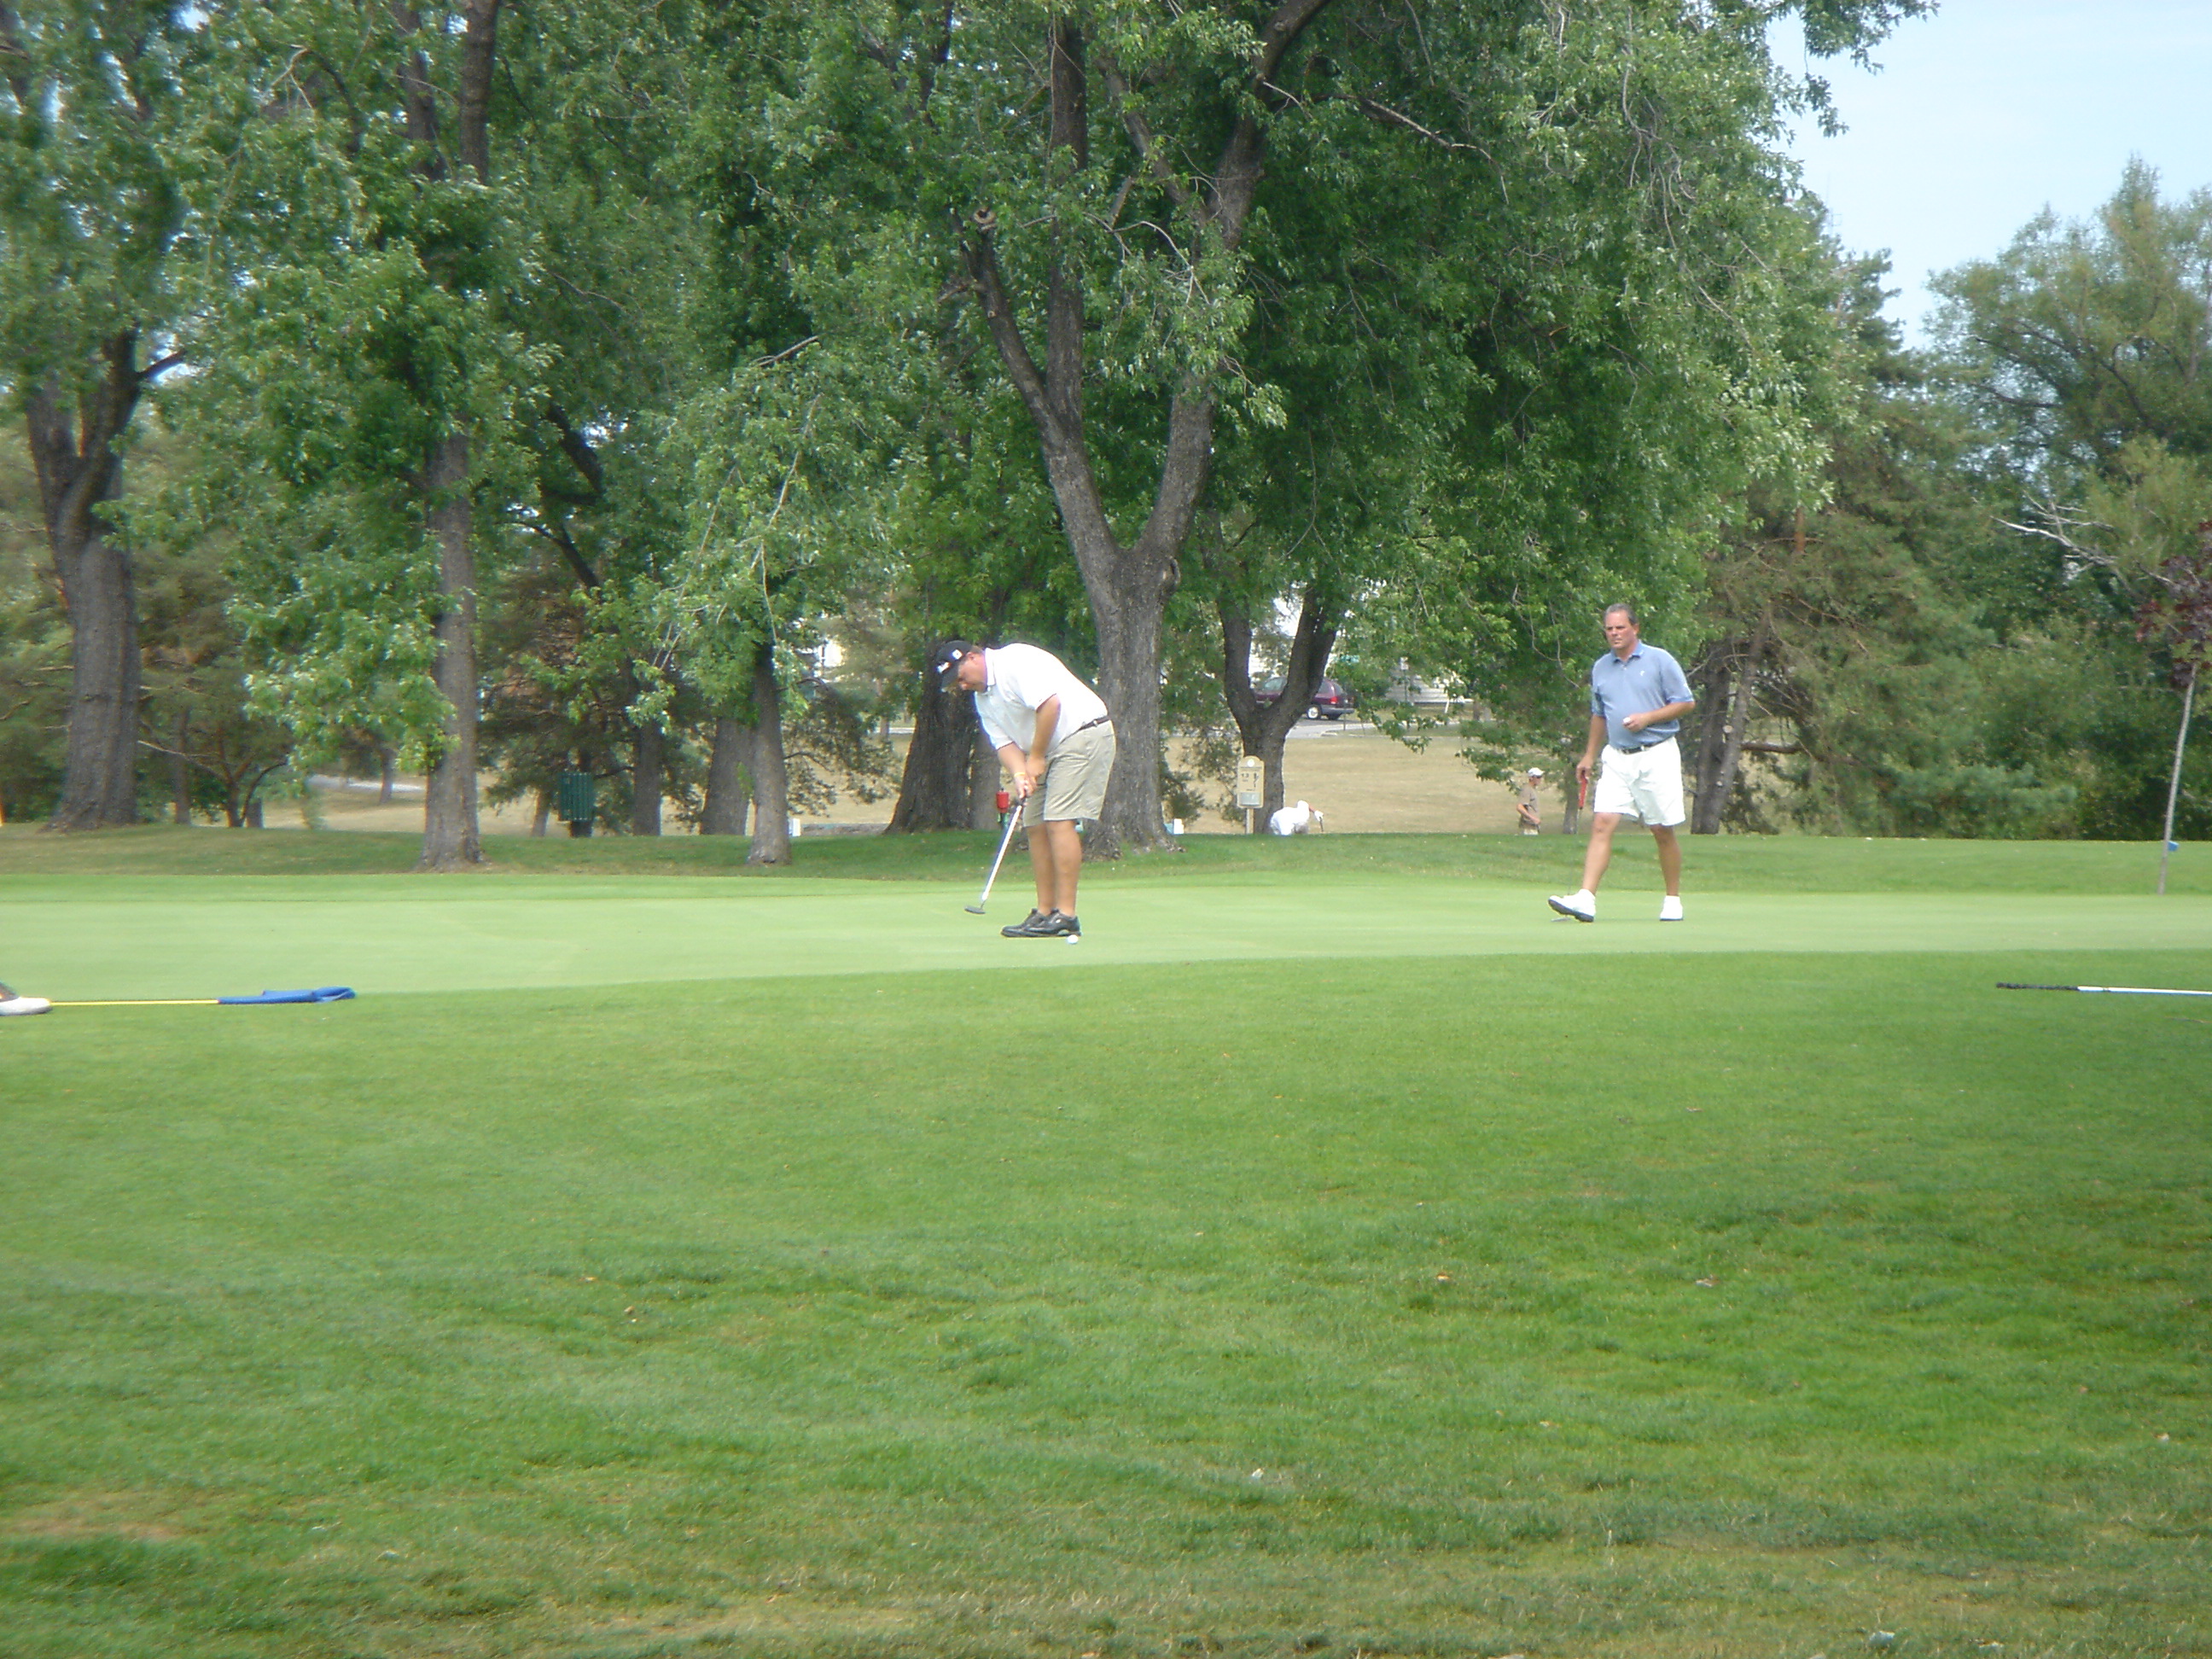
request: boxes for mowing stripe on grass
[2,946,2206,1659]
[1,876,2207,1000]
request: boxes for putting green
[3,872,2208,999]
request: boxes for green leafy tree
[881,387,1086,834]
[664,341,905,862]
[763,0,1928,853]
[482,0,748,837]
[2136,527,2212,890]
[156,0,545,867]
[0,1,230,827]
[1926,162,2212,838]
[1676,257,2074,837]
[0,431,64,820]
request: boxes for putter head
[963,904,987,915]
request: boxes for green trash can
[556,770,595,837]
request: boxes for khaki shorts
[1022,722,1115,825]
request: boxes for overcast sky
[1784,0,2212,341]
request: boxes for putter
[1997,981,2212,998]
[964,799,1027,914]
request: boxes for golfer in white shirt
[933,639,1116,939]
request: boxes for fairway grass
[2,834,2206,1657]
[0,820,2206,894]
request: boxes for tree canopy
[13,1,2208,854]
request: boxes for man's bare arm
[1622,699,1695,734]
[1026,694,1061,783]
[1575,713,1606,788]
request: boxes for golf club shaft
[971,796,1026,910]
[49,998,222,1007]
[1997,982,2212,997]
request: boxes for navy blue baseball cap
[930,639,981,680]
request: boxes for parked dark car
[1308,677,1354,719]
[1253,675,1355,719]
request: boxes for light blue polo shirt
[1590,642,1694,748]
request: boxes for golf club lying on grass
[1998,981,2212,998]
[40,986,358,1010]
[965,800,1027,915]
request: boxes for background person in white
[1548,604,1695,923]
[937,640,1115,938]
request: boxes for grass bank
[0,820,2203,894]
[0,836,2204,1656]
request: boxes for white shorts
[1592,736,1686,828]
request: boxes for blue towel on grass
[216,987,357,1004]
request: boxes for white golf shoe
[1547,889,1596,923]
[1660,895,1684,922]
[0,983,52,1016]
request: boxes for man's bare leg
[1650,824,1683,895]
[1579,812,1622,893]
[1028,819,1061,913]
[1039,820,1083,915]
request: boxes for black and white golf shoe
[1001,910,1057,938]
[1043,912,1081,940]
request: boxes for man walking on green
[1549,603,1696,923]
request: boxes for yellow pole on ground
[48,999,224,1007]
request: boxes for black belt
[1070,715,1112,735]
[1610,737,1671,755]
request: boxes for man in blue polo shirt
[1548,603,1696,923]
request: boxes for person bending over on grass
[933,639,1116,940]
[1548,603,1695,923]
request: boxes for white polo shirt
[975,644,1109,758]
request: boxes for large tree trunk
[630,717,663,835]
[169,710,191,824]
[1688,647,1735,835]
[2157,666,2194,898]
[50,519,143,828]
[1218,584,1339,825]
[402,0,499,870]
[969,726,1001,830]
[1084,547,1178,853]
[416,430,483,868]
[887,671,979,832]
[745,641,791,864]
[29,345,146,832]
[1691,622,1765,835]
[701,715,751,835]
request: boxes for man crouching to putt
[934,639,1116,940]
